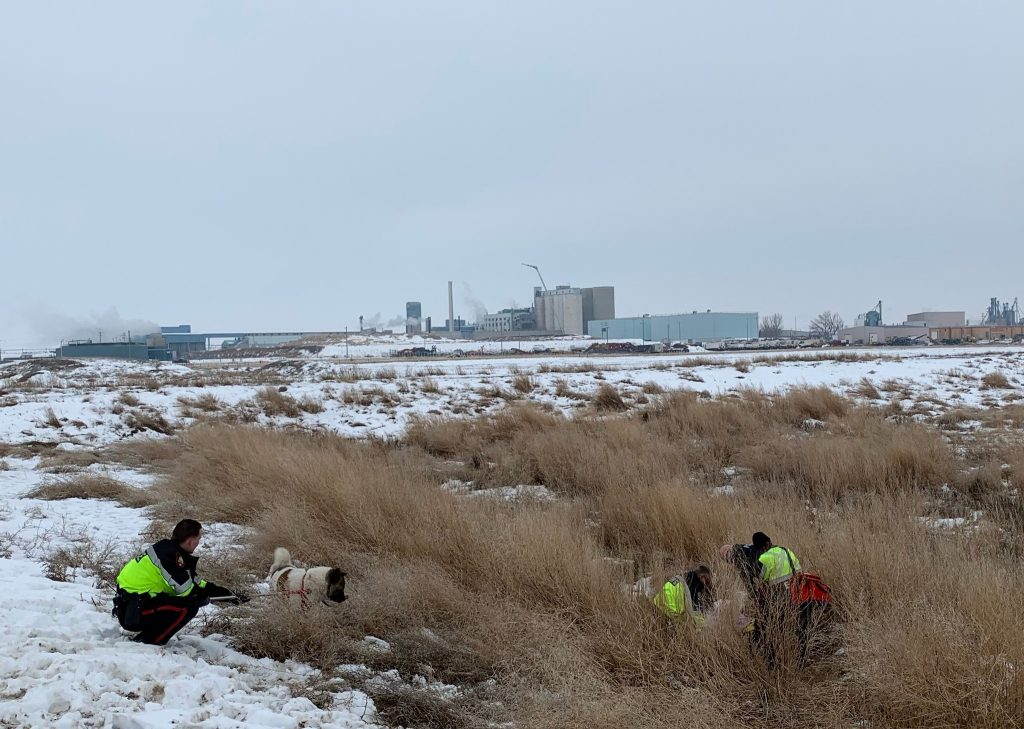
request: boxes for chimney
[448,281,455,334]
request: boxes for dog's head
[325,567,347,603]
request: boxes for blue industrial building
[55,341,173,361]
[587,312,759,343]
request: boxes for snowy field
[0,344,1022,447]
[1,343,1022,726]
[0,457,378,728]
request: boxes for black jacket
[133,539,233,600]
[730,543,761,596]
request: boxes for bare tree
[759,313,785,338]
[809,311,845,340]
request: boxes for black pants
[115,593,203,646]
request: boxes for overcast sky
[1,2,1022,348]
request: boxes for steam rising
[27,306,160,344]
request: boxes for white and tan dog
[268,548,347,607]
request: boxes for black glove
[190,586,211,608]
[203,582,249,605]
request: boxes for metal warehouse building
[587,312,758,342]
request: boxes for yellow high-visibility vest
[757,546,801,586]
[653,577,705,626]
[116,545,207,597]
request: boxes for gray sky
[1,2,1022,349]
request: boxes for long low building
[587,312,758,342]
[930,325,1024,342]
[55,341,172,361]
[836,325,929,345]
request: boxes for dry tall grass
[28,474,155,508]
[150,386,1024,728]
[255,386,303,418]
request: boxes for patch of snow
[469,484,555,502]
[917,511,984,530]
[361,636,392,654]
[0,458,378,728]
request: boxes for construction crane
[522,263,547,292]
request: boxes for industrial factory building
[906,311,967,328]
[587,312,759,342]
[533,286,615,336]
[55,341,173,361]
[405,302,422,334]
[479,308,535,333]
[837,304,966,345]
[930,325,1024,342]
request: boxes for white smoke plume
[26,306,160,344]
[462,284,488,324]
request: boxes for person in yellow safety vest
[753,532,801,587]
[750,531,807,668]
[113,519,248,645]
[653,565,712,626]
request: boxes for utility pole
[345,326,349,359]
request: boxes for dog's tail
[270,547,292,576]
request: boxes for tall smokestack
[448,281,455,334]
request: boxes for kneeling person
[653,564,713,627]
[114,519,247,645]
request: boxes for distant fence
[0,349,58,363]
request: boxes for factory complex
[10,274,1020,363]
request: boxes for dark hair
[172,519,203,543]
[752,532,772,551]
[693,564,712,577]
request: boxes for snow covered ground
[1,345,1023,447]
[1,344,1021,726]
[317,333,613,359]
[0,458,379,728]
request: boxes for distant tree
[759,313,785,338]
[809,311,845,340]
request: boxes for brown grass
[852,378,882,400]
[297,395,325,414]
[420,377,442,394]
[593,383,628,411]
[41,407,62,429]
[512,373,534,394]
[27,474,154,508]
[37,448,105,471]
[141,385,1024,729]
[255,387,302,418]
[982,371,1012,389]
[123,409,175,435]
[177,393,223,413]
[103,437,184,471]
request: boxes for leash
[209,570,314,605]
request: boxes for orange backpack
[781,547,833,605]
